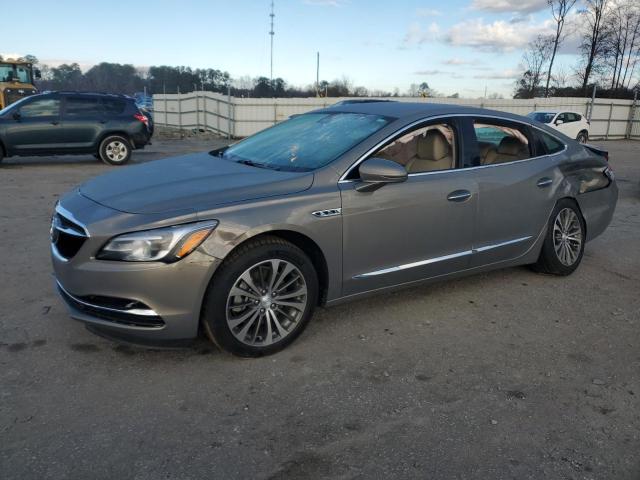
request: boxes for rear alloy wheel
[99,135,132,165]
[532,200,585,276]
[576,131,588,144]
[202,236,318,356]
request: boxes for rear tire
[99,135,132,165]
[576,131,588,144]
[532,199,586,276]
[201,236,318,357]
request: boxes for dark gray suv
[0,92,152,165]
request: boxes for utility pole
[269,0,275,84]
[316,51,320,97]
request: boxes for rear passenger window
[101,98,126,115]
[538,130,565,154]
[374,123,456,174]
[473,121,531,166]
[65,97,100,116]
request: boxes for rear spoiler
[584,143,608,162]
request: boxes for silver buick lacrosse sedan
[51,102,617,356]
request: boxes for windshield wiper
[235,159,274,170]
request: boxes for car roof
[530,110,582,115]
[315,101,534,123]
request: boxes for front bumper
[51,195,221,345]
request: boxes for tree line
[515,0,640,98]
[2,54,464,99]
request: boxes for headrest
[497,136,526,156]
[417,130,450,161]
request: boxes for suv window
[473,120,531,166]
[19,98,60,118]
[373,123,456,174]
[101,98,126,115]
[65,96,101,116]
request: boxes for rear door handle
[447,190,472,202]
[51,121,59,126]
[536,177,553,188]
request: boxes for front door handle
[447,190,472,202]
[51,121,59,126]
[536,177,553,188]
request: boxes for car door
[466,116,560,267]
[553,112,574,137]
[61,95,104,150]
[339,118,478,296]
[3,96,62,153]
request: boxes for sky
[2,0,583,97]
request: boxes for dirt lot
[1,138,639,479]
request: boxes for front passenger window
[374,123,456,174]
[19,99,60,118]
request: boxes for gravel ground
[0,138,639,479]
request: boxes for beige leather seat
[483,136,528,165]
[406,130,453,173]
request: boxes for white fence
[153,92,640,140]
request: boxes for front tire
[532,199,586,276]
[201,236,319,357]
[99,135,132,165]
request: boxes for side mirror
[12,111,21,121]
[34,69,42,79]
[356,157,408,192]
[555,119,564,126]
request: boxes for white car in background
[527,111,590,143]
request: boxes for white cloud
[414,69,447,75]
[403,21,441,45]
[442,58,480,66]
[444,18,553,52]
[470,0,547,13]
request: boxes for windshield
[218,112,391,172]
[528,112,555,124]
[0,63,32,83]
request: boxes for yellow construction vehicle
[0,60,39,109]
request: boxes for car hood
[79,152,314,214]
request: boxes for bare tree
[544,0,578,96]
[515,35,554,98]
[579,0,610,91]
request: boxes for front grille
[51,212,87,260]
[57,285,165,328]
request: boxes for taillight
[134,112,149,128]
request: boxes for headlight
[97,220,218,262]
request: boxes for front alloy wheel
[227,260,308,347]
[202,236,318,356]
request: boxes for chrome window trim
[56,281,160,317]
[353,235,532,279]
[338,113,568,183]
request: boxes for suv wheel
[99,135,132,165]
[201,236,319,357]
[576,131,588,144]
